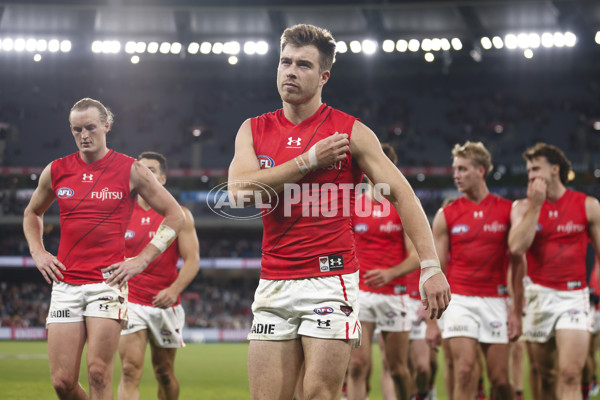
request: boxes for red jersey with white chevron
[251,103,363,279]
[354,193,408,295]
[125,203,181,306]
[526,189,589,290]
[406,269,421,300]
[51,150,135,284]
[443,194,511,297]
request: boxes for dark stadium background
[0,0,599,379]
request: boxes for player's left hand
[364,269,393,288]
[153,288,178,308]
[507,309,522,341]
[102,257,146,288]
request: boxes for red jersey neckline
[277,103,329,128]
[75,149,114,169]
[461,192,493,207]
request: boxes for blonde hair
[451,141,493,177]
[70,98,114,126]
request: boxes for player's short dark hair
[523,142,572,184]
[70,98,114,126]
[381,143,398,165]
[451,141,493,177]
[138,151,167,175]
[280,24,336,71]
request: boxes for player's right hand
[527,177,547,207]
[32,250,65,284]
[308,132,349,169]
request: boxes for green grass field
[0,340,598,399]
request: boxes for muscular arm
[153,207,200,308]
[587,196,600,265]
[507,253,525,341]
[432,208,450,273]
[23,163,66,283]
[227,119,350,205]
[508,178,546,255]
[350,121,450,318]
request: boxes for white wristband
[420,259,440,269]
[419,265,443,300]
[149,224,177,253]
[295,156,309,176]
[308,146,318,170]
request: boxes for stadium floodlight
[424,52,434,62]
[159,42,171,54]
[336,40,348,54]
[382,39,395,53]
[517,33,529,49]
[243,41,256,55]
[396,39,408,52]
[223,41,240,55]
[594,121,600,131]
[349,40,361,53]
[91,40,102,53]
[212,42,224,54]
[553,32,565,47]
[421,38,432,52]
[596,31,600,45]
[200,42,211,54]
[440,38,451,51]
[188,42,200,54]
[362,39,377,55]
[33,53,42,62]
[528,33,540,49]
[492,36,503,49]
[171,42,182,54]
[228,55,238,65]
[101,40,120,54]
[431,38,441,51]
[131,55,140,64]
[125,41,137,54]
[524,49,533,59]
[14,38,25,52]
[408,39,420,52]
[26,38,37,52]
[2,38,13,51]
[135,42,146,53]
[36,39,47,52]
[147,42,159,54]
[256,40,268,55]
[480,37,492,50]
[541,32,553,48]
[451,38,462,51]
[564,32,576,47]
[504,34,518,49]
[60,40,71,53]
[48,39,60,52]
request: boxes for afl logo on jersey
[451,224,470,235]
[124,230,135,240]
[56,187,74,199]
[257,155,275,169]
[536,223,542,232]
[354,223,369,233]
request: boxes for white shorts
[121,302,185,348]
[523,282,591,343]
[47,281,128,327]
[408,297,426,340]
[441,294,509,344]
[593,308,600,335]
[358,291,413,333]
[248,271,361,348]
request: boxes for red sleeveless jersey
[443,194,511,297]
[51,150,135,284]
[526,189,589,290]
[405,269,421,300]
[251,104,363,279]
[125,203,181,306]
[354,194,408,295]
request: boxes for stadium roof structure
[0,0,599,55]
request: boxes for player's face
[69,107,109,155]
[139,158,166,185]
[452,156,483,193]
[277,44,330,105]
[526,156,555,185]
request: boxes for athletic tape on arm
[419,259,443,299]
[149,224,177,252]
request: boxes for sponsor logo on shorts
[56,187,74,199]
[526,330,546,338]
[567,281,582,289]
[317,319,331,329]
[257,155,275,169]
[447,325,469,332]
[340,306,353,316]
[354,223,369,233]
[99,304,110,311]
[568,309,581,316]
[251,323,275,334]
[161,329,172,337]
[451,224,469,235]
[49,309,71,318]
[118,296,125,304]
[314,307,334,316]
[490,321,503,329]
[125,230,135,240]
[98,296,113,301]
[319,255,344,272]
[385,311,398,318]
